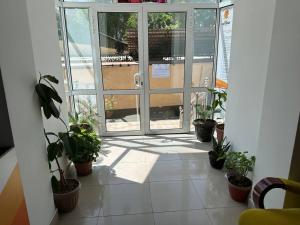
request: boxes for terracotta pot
[105,110,113,119]
[74,161,92,176]
[227,176,252,202]
[193,119,216,142]
[216,123,225,142]
[53,179,80,213]
[208,151,225,170]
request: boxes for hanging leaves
[43,75,59,84]
[47,142,64,162]
[35,75,62,119]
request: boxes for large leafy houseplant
[35,73,80,212]
[60,125,105,176]
[193,88,225,142]
[224,151,256,202]
[208,136,231,170]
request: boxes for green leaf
[70,125,81,134]
[212,100,218,110]
[47,143,58,162]
[41,102,52,119]
[43,75,59,84]
[35,84,51,103]
[56,142,64,157]
[44,85,62,104]
[48,100,60,118]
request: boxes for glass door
[143,5,191,134]
[93,5,145,135]
[92,4,217,136]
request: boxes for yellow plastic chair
[239,177,300,225]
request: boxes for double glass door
[91,4,217,136]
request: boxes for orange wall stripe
[11,197,30,225]
[0,164,30,225]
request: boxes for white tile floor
[57,134,247,225]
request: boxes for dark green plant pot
[193,119,216,142]
[208,151,225,170]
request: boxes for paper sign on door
[152,64,170,78]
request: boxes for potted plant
[70,96,99,132]
[69,111,94,133]
[104,95,117,118]
[209,136,231,170]
[193,88,223,142]
[208,88,227,142]
[60,125,104,176]
[224,151,256,202]
[35,74,80,212]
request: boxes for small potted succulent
[208,136,231,170]
[224,151,256,202]
[193,88,223,142]
[60,126,104,176]
[35,74,80,212]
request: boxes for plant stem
[44,129,67,190]
[39,72,42,83]
[59,117,69,132]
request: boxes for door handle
[134,73,143,88]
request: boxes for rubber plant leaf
[43,75,59,84]
[35,84,51,103]
[47,143,58,162]
[41,101,52,119]
[44,84,62,103]
[48,100,60,118]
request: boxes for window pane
[66,95,72,114]
[216,6,233,89]
[104,95,140,132]
[73,95,99,132]
[65,8,95,90]
[98,12,139,90]
[148,12,186,89]
[192,9,216,88]
[150,93,183,130]
[56,7,69,92]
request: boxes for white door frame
[58,2,221,137]
[91,5,145,136]
[142,5,192,135]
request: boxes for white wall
[26,0,69,170]
[225,0,276,155]
[0,0,67,224]
[225,0,300,208]
[253,0,300,207]
[26,0,69,133]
